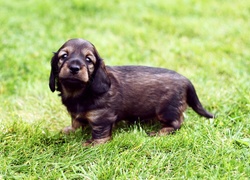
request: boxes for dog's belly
[121,108,156,120]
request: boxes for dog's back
[107,65,213,120]
[106,66,189,119]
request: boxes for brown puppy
[49,38,214,145]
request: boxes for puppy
[49,38,214,145]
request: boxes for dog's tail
[186,83,214,119]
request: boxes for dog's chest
[65,102,93,122]
[62,97,114,122]
[62,96,92,113]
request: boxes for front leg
[83,124,113,146]
[62,115,87,134]
[83,109,117,146]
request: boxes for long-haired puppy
[49,38,214,146]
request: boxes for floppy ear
[49,53,58,92]
[90,58,111,95]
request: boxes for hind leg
[149,114,183,136]
[150,101,186,136]
[157,113,184,135]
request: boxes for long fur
[49,38,214,145]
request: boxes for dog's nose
[69,64,80,74]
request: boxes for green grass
[0,0,249,179]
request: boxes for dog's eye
[85,57,92,63]
[60,54,68,60]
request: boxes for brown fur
[49,38,214,146]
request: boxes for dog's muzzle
[69,64,80,75]
[67,59,83,75]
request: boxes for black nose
[69,64,80,74]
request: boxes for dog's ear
[49,52,58,92]
[90,50,111,95]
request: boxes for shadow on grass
[0,118,174,150]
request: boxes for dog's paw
[61,126,76,134]
[82,137,111,146]
[147,127,176,137]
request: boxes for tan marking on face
[88,63,95,74]
[59,62,89,82]
[82,48,97,64]
[79,66,89,82]
[58,62,69,77]
[59,46,74,56]
[57,46,74,67]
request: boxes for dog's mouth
[59,77,87,89]
[60,78,83,83]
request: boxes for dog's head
[49,38,111,96]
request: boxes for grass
[0,0,249,179]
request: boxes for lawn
[0,0,249,179]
